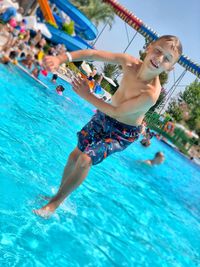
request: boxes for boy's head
[154,152,165,164]
[155,35,182,56]
[145,35,182,73]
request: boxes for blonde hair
[154,35,183,57]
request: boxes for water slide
[51,0,98,41]
[45,24,93,50]
[102,0,200,79]
[37,0,56,26]
[37,0,97,51]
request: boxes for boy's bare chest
[119,75,148,98]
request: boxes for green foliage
[167,79,200,136]
[101,78,119,95]
[70,0,115,28]
[145,112,192,155]
[43,43,51,53]
[101,63,121,78]
[65,62,79,74]
[99,63,121,94]
[167,98,183,122]
[62,21,75,35]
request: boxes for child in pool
[34,35,182,218]
[51,73,58,83]
[56,85,65,95]
[31,67,40,79]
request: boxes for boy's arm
[43,50,132,72]
[143,160,152,165]
[72,77,154,118]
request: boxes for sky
[94,0,200,98]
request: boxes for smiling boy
[34,35,182,218]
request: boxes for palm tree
[101,63,121,78]
[99,63,121,94]
[70,0,115,28]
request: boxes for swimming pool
[0,64,199,267]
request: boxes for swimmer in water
[143,152,165,166]
[56,85,65,95]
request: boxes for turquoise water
[0,64,199,267]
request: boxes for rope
[92,22,108,46]
[158,69,187,114]
[124,22,130,43]
[123,32,138,53]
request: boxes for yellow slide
[37,0,57,26]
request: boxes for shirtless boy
[34,35,182,218]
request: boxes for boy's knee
[69,151,77,162]
[69,148,81,163]
[77,153,92,168]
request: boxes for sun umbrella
[176,124,199,139]
[188,131,199,139]
[102,73,117,87]
[175,123,186,130]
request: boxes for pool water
[0,64,199,267]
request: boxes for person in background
[140,127,153,147]
[20,53,33,69]
[0,6,23,23]
[143,152,165,166]
[31,30,42,46]
[88,67,97,81]
[51,73,58,83]
[56,85,65,95]
[93,73,103,94]
[164,119,175,135]
[31,67,40,78]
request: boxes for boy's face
[145,39,179,73]
[155,154,165,164]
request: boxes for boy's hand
[43,55,62,72]
[72,76,91,99]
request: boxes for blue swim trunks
[77,110,142,165]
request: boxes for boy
[34,35,182,218]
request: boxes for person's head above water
[153,152,165,165]
[56,85,65,95]
[144,35,182,74]
[56,85,65,91]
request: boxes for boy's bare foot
[33,204,56,219]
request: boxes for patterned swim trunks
[77,110,142,165]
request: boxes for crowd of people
[0,4,109,96]
[0,1,70,92]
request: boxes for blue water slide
[45,24,93,51]
[51,0,98,40]
[53,12,89,39]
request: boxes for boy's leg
[34,152,92,218]
[59,147,82,189]
[43,147,82,200]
